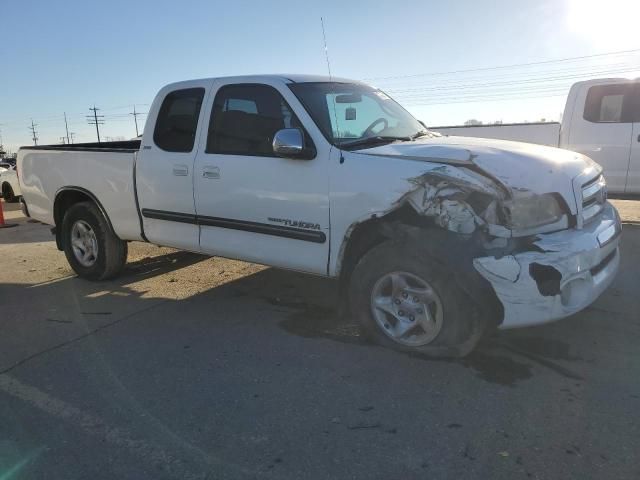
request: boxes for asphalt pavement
[1,200,639,479]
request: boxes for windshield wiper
[340,136,411,150]
[411,130,431,140]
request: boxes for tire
[61,201,128,281]
[349,231,492,358]
[2,183,17,203]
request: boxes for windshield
[288,82,427,148]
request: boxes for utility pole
[59,136,67,144]
[130,105,142,137]
[29,119,39,146]
[69,132,76,144]
[86,106,104,143]
[64,112,70,144]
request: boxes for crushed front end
[474,201,620,328]
[394,150,621,329]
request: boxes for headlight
[503,193,564,229]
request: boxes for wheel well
[338,204,429,285]
[339,205,505,330]
[1,181,11,192]
[54,190,94,227]
[53,188,114,251]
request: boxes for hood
[355,135,601,206]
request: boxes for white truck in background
[18,75,621,357]
[0,165,22,203]
[431,78,640,194]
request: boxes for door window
[153,88,205,152]
[206,84,305,156]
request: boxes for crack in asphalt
[0,299,171,376]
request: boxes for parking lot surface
[1,201,639,479]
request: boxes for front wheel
[349,237,489,357]
[61,201,128,281]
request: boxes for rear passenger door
[136,83,209,250]
[567,83,634,193]
[193,81,331,275]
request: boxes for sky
[1,0,640,153]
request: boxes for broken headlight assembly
[503,193,566,230]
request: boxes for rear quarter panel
[18,149,142,241]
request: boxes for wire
[405,93,567,107]
[384,65,640,94]
[364,48,640,81]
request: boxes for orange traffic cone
[0,197,18,228]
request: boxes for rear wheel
[61,201,127,280]
[2,183,17,203]
[349,235,489,357]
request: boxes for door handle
[202,166,220,179]
[172,164,189,176]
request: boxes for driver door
[193,81,331,275]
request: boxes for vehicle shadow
[1,242,612,387]
[0,215,53,244]
[6,223,640,381]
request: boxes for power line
[28,119,39,146]
[391,75,632,102]
[396,87,569,104]
[86,106,104,143]
[384,65,640,95]
[404,93,567,107]
[378,60,636,89]
[0,103,149,128]
[364,48,640,81]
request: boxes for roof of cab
[162,74,366,91]
[211,74,364,84]
[275,74,364,84]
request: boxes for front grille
[581,174,606,224]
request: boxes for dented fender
[329,138,603,283]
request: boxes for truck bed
[18,141,143,241]
[20,139,141,152]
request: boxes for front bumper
[474,202,621,329]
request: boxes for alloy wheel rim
[370,271,444,347]
[70,220,98,267]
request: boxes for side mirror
[272,128,314,159]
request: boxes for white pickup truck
[0,165,21,203]
[18,75,621,356]
[432,78,640,195]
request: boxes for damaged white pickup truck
[18,75,621,356]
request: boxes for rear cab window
[583,83,640,123]
[154,88,205,152]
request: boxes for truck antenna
[320,17,332,81]
[321,17,341,139]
